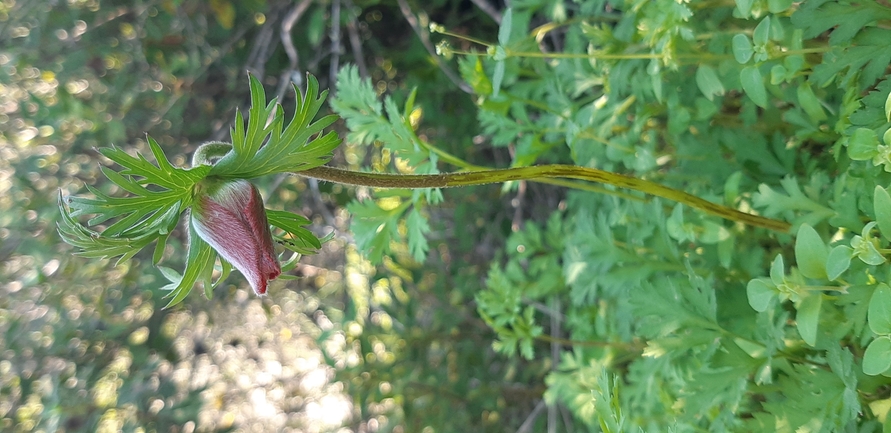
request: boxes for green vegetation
[4,0,891,431]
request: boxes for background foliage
[4,0,891,432]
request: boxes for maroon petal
[192,179,280,295]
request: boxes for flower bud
[191,178,280,295]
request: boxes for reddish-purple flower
[191,178,280,295]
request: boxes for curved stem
[300,165,791,232]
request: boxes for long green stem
[300,165,791,232]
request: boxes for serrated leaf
[347,199,405,264]
[747,278,775,312]
[753,177,835,220]
[405,207,431,262]
[792,1,891,44]
[848,128,879,160]
[695,65,725,101]
[826,245,852,281]
[796,293,822,346]
[863,336,891,375]
[874,186,891,241]
[211,73,340,178]
[732,34,753,64]
[811,28,891,90]
[869,284,891,335]
[740,66,768,108]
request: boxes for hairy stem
[300,165,791,232]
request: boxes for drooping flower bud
[191,178,280,295]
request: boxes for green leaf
[770,253,785,287]
[753,17,771,47]
[792,1,891,44]
[753,177,835,222]
[57,193,159,265]
[267,209,323,255]
[863,336,891,375]
[847,128,879,160]
[851,222,886,266]
[695,65,725,101]
[874,186,891,241]
[767,0,793,13]
[825,245,852,281]
[735,0,753,17]
[770,64,788,85]
[162,220,217,309]
[797,82,826,122]
[210,73,340,178]
[732,34,753,64]
[885,91,891,123]
[796,293,822,347]
[747,278,775,312]
[740,66,768,108]
[498,8,513,45]
[346,198,406,264]
[868,283,891,335]
[810,28,891,89]
[492,59,505,98]
[795,224,828,280]
[405,207,431,262]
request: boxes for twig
[343,0,369,78]
[329,0,343,88]
[276,0,313,100]
[469,0,502,24]
[245,3,285,78]
[516,400,546,433]
[394,0,474,94]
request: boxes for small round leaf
[770,254,785,287]
[863,336,891,376]
[796,293,822,347]
[795,223,828,280]
[696,65,725,101]
[740,66,768,108]
[847,128,879,161]
[747,278,776,312]
[825,245,852,281]
[732,34,754,64]
[875,186,891,242]
[868,283,891,335]
[753,17,771,46]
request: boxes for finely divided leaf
[211,74,341,178]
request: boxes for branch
[298,165,791,232]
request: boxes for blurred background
[0,0,545,432]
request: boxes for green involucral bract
[59,74,332,307]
